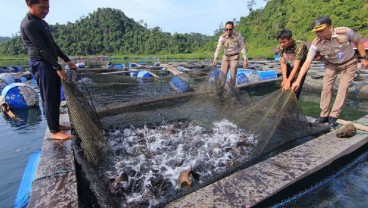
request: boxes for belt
[225,53,239,57]
[326,56,356,66]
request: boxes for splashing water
[103,119,258,206]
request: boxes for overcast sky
[0,0,267,37]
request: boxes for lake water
[0,107,46,208]
[0,60,367,207]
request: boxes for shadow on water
[0,105,46,208]
[3,107,43,128]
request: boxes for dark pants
[286,66,306,100]
[30,60,61,133]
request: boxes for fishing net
[62,66,330,207]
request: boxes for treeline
[0,37,11,44]
[0,8,212,56]
[0,0,367,58]
[237,0,368,57]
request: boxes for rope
[272,150,368,208]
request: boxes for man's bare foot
[59,124,72,131]
[50,132,75,140]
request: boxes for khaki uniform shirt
[214,31,246,60]
[307,27,362,64]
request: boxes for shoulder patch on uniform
[335,28,348,34]
[312,38,320,46]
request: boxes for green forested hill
[0,8,211,56]
[0,0,367,58]
[237,0,368,57]
[0,37,10,44]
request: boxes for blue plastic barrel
[170,76,193,92]
[130,70,153,78]
[128,63,142,68]
[236,73,249,85]
[1,83,39,109]
[114,64,125,69]
[1,73,16,93]
[13,66,22,73]
[14,77,28,83]
[0,73,15,85]
[138,70,153,78]
[14,149,41,208]
[208,69,221,83]
[257,70,277,80]
[1,66,15,73]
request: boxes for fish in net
[62,68,330,207]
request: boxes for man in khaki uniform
[213,21,247,95]
[291,16,368,127]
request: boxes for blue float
[114,64,125,69]
[257,70,277,80]
[209,68,277,86]
[13,66,23,73]
[14,149,41,208]
[130,70,153,78]
[1,83,39,109]
[0,73,15,84]
[128,63,142,68]
[236,72,249,85]
[236,69,260,83]
[0,73,16,92]
[14,77,28,83]
[170,76,193,92]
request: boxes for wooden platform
[167,116,368,208]
[28,105,78,207]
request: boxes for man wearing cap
[291,16,368,127]
[213,21,247,96]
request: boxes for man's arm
[288,59,302,82]
[291,57,313,91]
[356,40,368,69]
[239,35,247,68]
[279,56,288,87]
[282,58,303,90]
[213,37,223,66]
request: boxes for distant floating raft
[1,83,39,109]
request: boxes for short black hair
[26,0,48,5]
[225,21,234,28]
[277,29,293,40]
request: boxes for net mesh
[62,66,329,207]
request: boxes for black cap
[311,16,332,32]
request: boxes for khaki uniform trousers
[218,54,240,92]
[320,57,357,118]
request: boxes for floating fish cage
[62,68,329,207]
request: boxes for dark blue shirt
[20,12,70,70]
